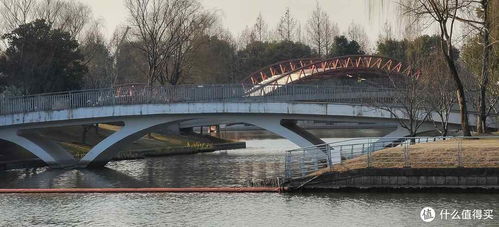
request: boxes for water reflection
[0,168,150,188]
[0,129,387,189]
[0,139,292,188]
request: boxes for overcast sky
[84,0,426,43]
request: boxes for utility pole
[112,26,130,87]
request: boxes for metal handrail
[284,136,499,180]
[0,84,404,116]
[287,136,499,152]
[0,84,495,118]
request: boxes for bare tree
[253,13,267,42]
[0,0,92,40]
[56,1,92,39]
[296,22,303,43]
[379,21,394,42]
[162,8,214,85]
[35,0,64,26]
[347,22,370,53]
[306,1,334,56]
[450,0,496,133]
[237,25,256,49]
[422,51,457,136]
[125,0,184,85]
[0,0,36,32]
[401,0,472,136]
[126,0,213,85]
[322,19,339,56]
[276,8,297,41]
[0,0,36,49]
[373,76,432,137]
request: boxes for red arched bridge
[241,55,421,95]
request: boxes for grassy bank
[315,138,499,176]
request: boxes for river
[0,129,497,226]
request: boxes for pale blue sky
[84,0,419,42]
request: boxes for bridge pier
[365,125,437,152]
[243,117,341,164]
[177,115,343,165]
[78,117,182,168]
[0,129,77,168]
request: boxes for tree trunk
[455,80,472,136]
[477,0,490,134]
[442,45,472,136]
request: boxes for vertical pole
[326,145,332,168]
[68,91,73,109]
[300,151,306,177]
[367,149,371,168]
[404,142,410,168]
[457,138,463,167]
[339,145,343,159]
[312,148,318,171]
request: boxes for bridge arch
[79,117,190,168]
[0,129,77,168]
[241,55,421,95]
[80,114,341,168]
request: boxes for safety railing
[284,136,499,180]
[0,84,401,116]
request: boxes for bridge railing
[284,136,499,180]
[0,84,402,115]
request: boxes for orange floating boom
[0,187,285,193]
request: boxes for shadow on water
[0,167,154,188]
[0,152,285,188]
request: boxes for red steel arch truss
[241,55,421,89]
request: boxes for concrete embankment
[284,168,499,191]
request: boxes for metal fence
[0,84,400,115]
[284,136,499,180]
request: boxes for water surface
[0,130,497,226]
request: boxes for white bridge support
[0,114,342,169]
[79,117,183,168]
[365,125,439,152]
[198,116,342,165]
[79,115,340,168]
[0,129,77,168]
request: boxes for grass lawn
[314,138,499,175]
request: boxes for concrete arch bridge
[0,84,492,169]
[0,56,494,169]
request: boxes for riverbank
[284,138,499,191]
